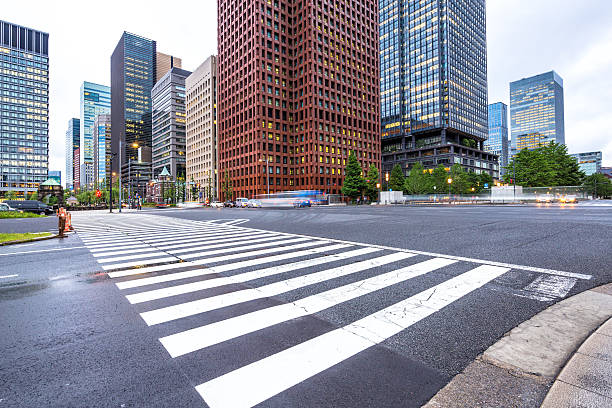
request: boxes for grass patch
[0,232,52,244]
[0,211,46,219]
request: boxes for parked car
[0,202,18,211]
[4,200,53,215]
[247,199,262,208]
[210,201,224,208]
[293,199,311,208]
[236,197,249,208]
[223,201,235,207]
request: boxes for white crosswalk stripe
[70,212,590,408]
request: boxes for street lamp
[447,177,453,201]
[259,156,270,196]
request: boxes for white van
[236,197,249,208]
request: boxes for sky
[2,0,611,182]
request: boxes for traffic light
[96,189,102,198]
[385,172,389,182]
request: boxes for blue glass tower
[380,0,498,178]
[80,82,110,187]
[510,71,565,154]
[65,118,80,189]
[485,102,508,173]
[0,20,49,197]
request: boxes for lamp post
[447,177,453,202]
[259,156,270,196]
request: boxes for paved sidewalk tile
[541,381,612,408]
[558,353,612,398]
[577,332,612,364]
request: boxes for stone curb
[540,317,612,407]
[0,233,59,246]
[424,283,612,408]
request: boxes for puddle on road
[0,282,50,300]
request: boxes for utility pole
[513,159,516,202]
[118,139,122,213]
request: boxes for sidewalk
[541,318,612,407]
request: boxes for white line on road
[160,257,457,357]
[125,247,379,303]
[101,256,179,271]
[0,274,19,279]
[140,252,414,325]
[195,264,510,408]
[113,243,352,285]
[0,247,86,256]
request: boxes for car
[247,199,262,208]
[535,194,553,203]
[223,201,235,207]
[235,197,249,208]
[0,202,18,211]
[559,195,578,204]
[4,200,53,215]
[293,199,311,208]
[210,201,224,208]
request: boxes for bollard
[57,207,67,238]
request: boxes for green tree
[583,173,612,198]
[221,170,233,201]
[431,165,449,193]
[388,164,405,192]
[4,190,17,200]
[503,142,584,187]
[28,191,38,200]
[364,164,380,202]
[404,162,431,194]
[341,151,366,201]
[48,195,58,206]
[479,172,493,190]
[449,164,469,194]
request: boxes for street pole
[513,159,516,202]
[118,139,122,213]
[128,158,131,209]
[266,156,270,196]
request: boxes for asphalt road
[1,205,610,407]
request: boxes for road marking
[113,243,351,284]
[0,247,86,256]
[89,244,152,253]
[161,257,457,357]
[168,234,282,254]
[178,237,312,260]
[158,232,278,251]
[195,264,510,408]
[98,250,173,264]
[230,227,592,280]
[0,274,19,279]
[516,275,578,302]
[124,247,379,303]
[108,241,328,277]
[102,256,179,271]
[91,246,162,258]
[140,252,414,325]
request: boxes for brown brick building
[217,0,380,199]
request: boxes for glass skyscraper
[93,114,111,185]
[380,0,497,178]
[64,118,80,189]
[485,102,509,173]
[152,67,191,180]
[80,82,110,164]
[510,71,565,154]
[111,32,157,179]
[570,152,602,176]
[0,20,49,197]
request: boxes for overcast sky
[3,0,611,180]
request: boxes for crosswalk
[71,212,592,408]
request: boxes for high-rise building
[217,0,381,199]
[0,20,49,197]
[510,71,565,154]
[80,82,110,167]
[186,56,217,201]
[156,52,182,83]
[570,151,602,176]
[73,148,81,189]
[65,118,80,189]
[93,114,112,185]
[485,102,509,173]
[152,67,191,180]
[111,32,157,179]
[80,162,94,190]
[380,0,498,179]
